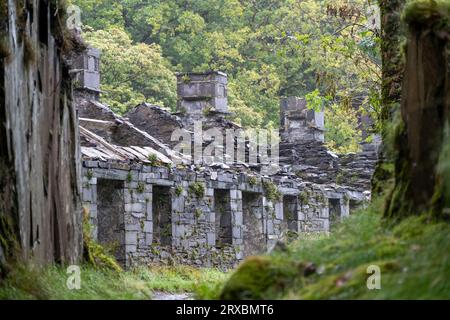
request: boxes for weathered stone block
[126,232,138,245]
[143,221,152,233]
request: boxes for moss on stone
[175,185,184,197]
[299,191,309,205]
[262,180,282,203]
[220,256,301,300]
[147,154,159,166]
[189,182,205,198]
[248,176,258,186]
[126,171,133,183]
[86,169,94,181]
[82,207,122,273]
[403,0,450,28]
[136,182,145,194]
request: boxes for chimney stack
[280,97,325,143]
[176,71,228,119]
[73,47,101,101]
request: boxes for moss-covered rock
[220,256,301,300]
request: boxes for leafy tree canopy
[72,0,381,152]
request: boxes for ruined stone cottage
[75,49,379,269]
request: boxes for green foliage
[86,169,94,181]
[0,264,152,300]
[0,263,228,300]
[82,208,123,273]
[403,0,450,28]
[299,191,309,205]
[175,185,184,197]
[325,104,363,154]
[248,176,258,187]
[189,182,205,198]
[262,180,282,203]
[126,171,133,183]
[83,28,176,114]
[433,122,450,218]
[73,0,380,129]
[195,208,202,219]
[133,265,229,296]
[147,154,159,167]
[136,182,145,194]
[305,89,329,112]
[213,199,450,300]
[219,256,300,300]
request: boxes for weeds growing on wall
[189,182,205,198]
[82,207,122,273]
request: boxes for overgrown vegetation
[82,208,123,273]
[189,182,205,198]
[198,198,450,300]
[0,264,228,300]
[262,180,282,203]
[73,0,380,144]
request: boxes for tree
[83,28,176,114]
[382,0,450,219]
[74,0,381,145]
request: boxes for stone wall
[74,51,375,270]
[80,159,366,269]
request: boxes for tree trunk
[371,0,406,196]
[384,1,450,219]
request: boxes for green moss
[432,122,450,218]
[181,74,191,83]
[126,172,133,183]
[299,191,309,205]
[403,0,450,28]
[86,169,94,181]
[220,256,300,300]
[262,180,282,203]
[82,207,122,273]
[217,198,450,300]
[175,185,184,197]
[0,0,7,17]
[203,106,214,117]
[336,172,344,185]
[147,154,159,166]
[195,208,202,219]
[136,182,145,194]
[189,182,205,198]
[248,176,258,186]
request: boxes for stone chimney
[280,97,325,143]
[73,47,101,101]
[176,71,228,119]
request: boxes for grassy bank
[202,198,450,300]
[0,264,228,300]
[2,198,448,300]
